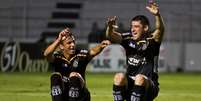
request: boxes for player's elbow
[43,51,51,58]
[43,52,48,57]
[43,52,53,62]
[153,30,164,42]
[89,50,100,57]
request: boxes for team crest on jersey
[141,43,147,50]
[141,41,149,50]
[72,59,79,68]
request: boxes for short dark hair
[131,15,150,26]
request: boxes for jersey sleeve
[53,51,63,59]
[76,49,91,62]
[120,32,132,48]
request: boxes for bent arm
[106,16,122,43]
[106,26,122,43]
[146,2,165,43]
[89,40,111,58]
[151,13,165,43]
[43,39,60,62]
[43,28,69,62]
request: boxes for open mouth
[132,32,137,35]
[69,48,75,52]
[132,32,138,37]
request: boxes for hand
[101,40,111,48]
[146,2,159,15]
[107,16,118,28]
[58,28,72,42]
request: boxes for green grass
[0,72,201,101]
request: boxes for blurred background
[0,0,201,101]
[1,0,201,73]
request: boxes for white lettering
[0,42,49,72]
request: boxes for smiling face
[131,21,145,40]
[130,15,150,40]
[60,36,76,55]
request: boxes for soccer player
[106,2,164,101]
[43,28,111,101]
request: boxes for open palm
[107,16,117,27]
[146,2,159,15]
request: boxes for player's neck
[63,52,74,61]
[132,37,143,42]
[134,34,147,41]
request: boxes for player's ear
[144,25,149,32]
[59,44,64,50]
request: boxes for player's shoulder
[53,50,63,58]
[76,49,89,54]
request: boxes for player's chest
[59,58,84,70]
[126,39,150,52]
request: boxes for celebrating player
[106,2,164,101]
[44,28,110,101]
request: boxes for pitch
[0,72,201,101]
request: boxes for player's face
[131,21,146,40]
[61,37,76,55]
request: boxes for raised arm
[106,16,122,43]
[89,40,111,58]
[43,28,70,62]
[146,2,165,43]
